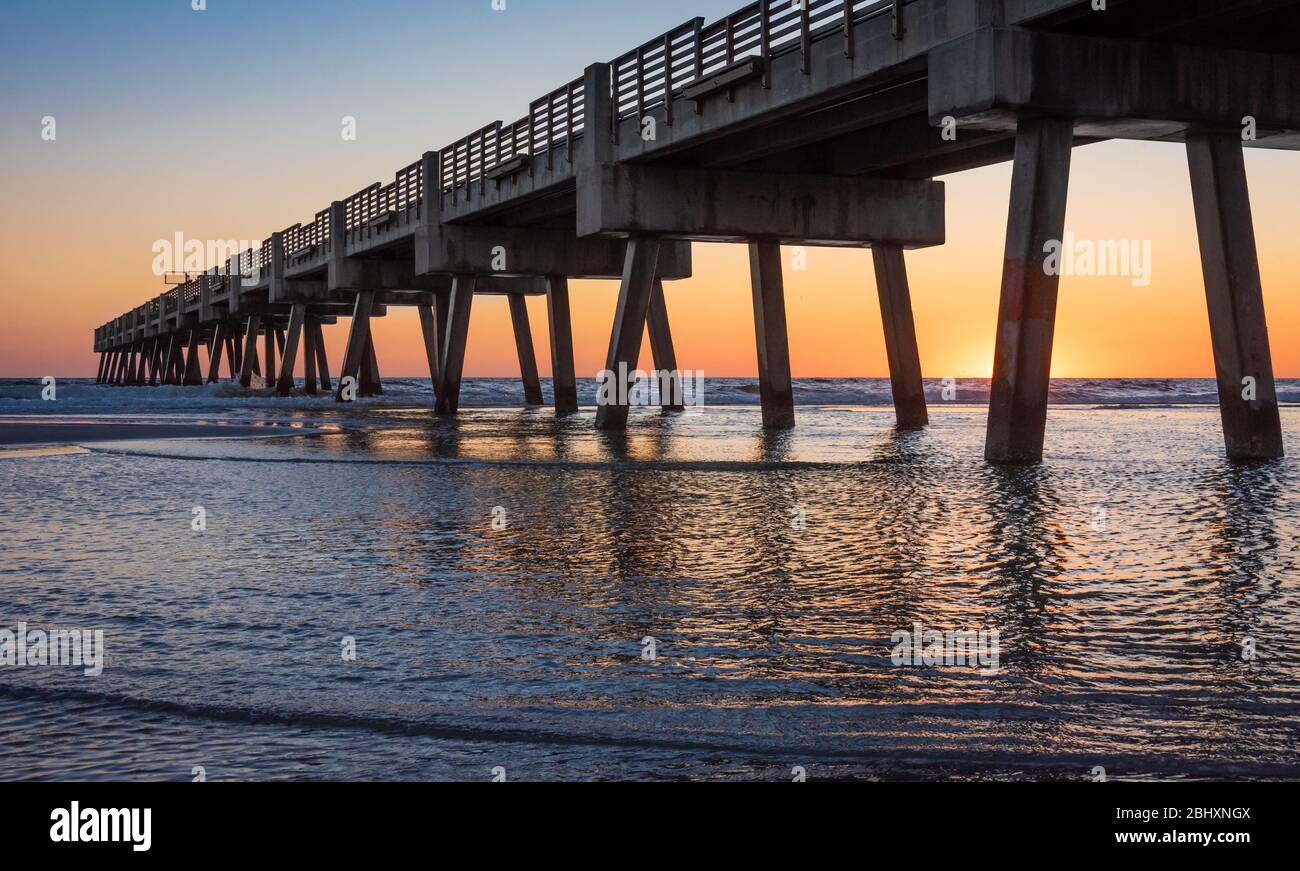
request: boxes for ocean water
[1,378,1298,781]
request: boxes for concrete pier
[90,0,1296,465]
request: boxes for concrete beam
[577,164,945,248]
[415,221,692,280]
[929,27,1300,145]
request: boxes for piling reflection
[977,464,1065,679]
[1200,459,1285,667]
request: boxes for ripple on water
[0,405,1297,780]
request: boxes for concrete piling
[984,116,1073,465]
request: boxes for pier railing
[439,79,586,197]
[98,0,907,344]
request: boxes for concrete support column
[163,335,183,386]
[264,323,277,389]
[646,279,684,411]
[872,246,929,429]
[172,336,187,385]
[336,291,375,401]
[546,276,579,415]
[508,295,544,406]
[225,330,239,382]
[748,241,796,429]
[417,302,442,390]
[183,330,204,386]
[303,319,319,395]
[95,352,107,384]
[360,334,383,397]
[206,323,226,384]
[276,304,307,397]
[984,115,1073,464]
[1187,131,1284,460]
[312,322,332,391]
[435,275,476,415]
[596,237,661,430]
[239,315,262,388]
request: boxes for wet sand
[0,420,307,448]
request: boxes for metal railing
[612,0,894,121]
[342,158,424,233]
[439,78,585,197]
[284,207,331,258]
[435,0,895,193]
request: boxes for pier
[92,0,1297,462]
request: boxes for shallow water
[1,393,1298,781]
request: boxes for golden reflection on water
[4,406,1296,776]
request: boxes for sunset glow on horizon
[3,0,1297,380]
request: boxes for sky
[1,0,1297,379]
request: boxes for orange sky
[2,139,1297,380]
[2,0,1296,383]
